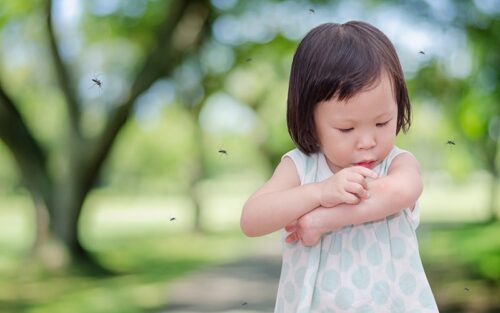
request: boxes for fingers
[301,232,321,246]
[345,182,370,199]
[350,166,378,179]
[285,223,297,233]
[342,192,361,204]
[285,232,299,243]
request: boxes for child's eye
[376,121,390,127]
[337,128,354,133]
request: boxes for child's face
[314,73,398,173]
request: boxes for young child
[240,21,439,312]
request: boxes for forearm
[241,182,321,237]
[304,175,419,231]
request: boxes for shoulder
[386,148,423,211]
[275,150,302,188]
[388,148,421,174]
[247,150,301,201]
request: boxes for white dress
[274,146,439,313]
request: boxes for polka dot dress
[274,146,439,312]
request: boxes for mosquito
[246,58,252,62]
[309,8,315,13]
[419,51,425,55]
[218,147,228,156]
[241,302,248,306]
[464,287,470,291]
[170,217,176,222]
[446,139,456,146]
[91,75,103,89]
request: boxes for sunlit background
[0,0,498,312]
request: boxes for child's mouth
[356,161,376,169]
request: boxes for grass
[0,228,272,313]
[418,222,500,312]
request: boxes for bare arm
[288,153,422,244]
[240,156,321,237]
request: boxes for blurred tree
[411,4,499,221]
[0,0,211,265]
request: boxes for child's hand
[319,166,377,207]
[285,210,330,246]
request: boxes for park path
[161,240,282,313]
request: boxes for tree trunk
[190,121,207,233]
[487,173,498,223]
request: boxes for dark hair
[287,21,411,154]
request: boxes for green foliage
[421,222,500,282]
[102,103,197,193]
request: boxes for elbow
[240,209,260,237]
[240,220,262,237]
[240,221,259,237]
[393,179,423,210]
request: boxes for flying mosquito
[170,217,176,222]
[218,147,228,156]
[91,75,103,89]
[446,139,456,146]
[309,8,315,13]
[419,50,425,55]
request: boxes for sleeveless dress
[274,146,439,313]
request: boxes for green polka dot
[321,269,340,292]
[419,288,436,308]
[390,237,406,259]
[371,281,390,304]
[386,262,396,282]
[367,243,383,266]
[335,287,354,310]
[352,266,371,289]
[399,272,417,295]
[353,230,366,251]
[341,250,353,271]
[294,266,306,285]
[356,304,375,313]
[390,297,406,313]
[375,223,390,244]
[330,234,342,255]
[284,281,295,303]
[399,216,413,236]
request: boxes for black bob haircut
[287,21,411,154]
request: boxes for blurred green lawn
[0,173,499,312]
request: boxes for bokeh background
[0,0,498,312]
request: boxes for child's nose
[357,133,376,149]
